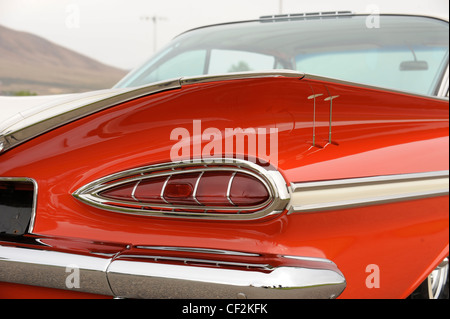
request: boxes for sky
[0,0,448,71]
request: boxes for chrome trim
[136,246,261,257]
[284,255,335,263]
[130,180,140,202]
[0,244,113,296]
[226,171,237,206]
[0,177,38,233]
[307,93,323,147]
[160,175,171,204]
[288,170,449,213]
[0,70,304,155]
[427,257,449,299]
[437,65,449,98]
[180,69,304,85]
[192,171,204,205]
[116,254,273,270]
[0,237,346,299]
[0,79,181,155]
[304,73,449,102]
[107,261,345,299]
[107,245,346,299]
[73,158,290,220]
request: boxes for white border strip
[288,170,449,213]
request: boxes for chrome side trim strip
[192,171,204,205]
[288,170,449,213]
[0,237,346,299]
[135,246,261,257]
[160,175,171,204]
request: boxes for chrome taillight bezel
[73,158,290,220]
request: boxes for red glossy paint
[0,76,448,298]
[0,282,111,299]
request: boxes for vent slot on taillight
[73,159,290,220]
[0,178,36,235]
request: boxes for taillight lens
[229,173,269,206]
[74,159,290,220]
[196,172,233,206]
[164,173,199,205]
[99,181,135,201]
[100,171,270,208]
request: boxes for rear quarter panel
[0,76,448,298]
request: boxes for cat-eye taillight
[73,159,289,220]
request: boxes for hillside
[0,24,127,95]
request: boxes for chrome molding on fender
[288,170,449,213]
[73,158,290,220]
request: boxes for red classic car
[0,12,448,300]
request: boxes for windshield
[116,15,449,96]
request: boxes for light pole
[141,15,167,53]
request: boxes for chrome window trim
[437,64,449,97]
[0,177,38,233]
[288,170,449,214]
[73,158,290,220]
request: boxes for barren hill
[0,24,127,95]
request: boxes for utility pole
[141,15,167,53]
[279,0,283,14]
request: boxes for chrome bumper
[0,236,346,299]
